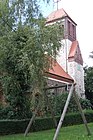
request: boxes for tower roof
[68,41,83,65]
[46,8,67,23]
[46,8,77,25]
[68,41,78,58]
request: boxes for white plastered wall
[68,61,85,98]
[56,39,72,72]
[57,39,85,98]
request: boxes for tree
[84,66,93,109]
[0,0,64,119]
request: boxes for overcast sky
[40,0,93,67]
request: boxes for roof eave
[46,72,74,83]
[67,15,77,26]
[46,16,66,24]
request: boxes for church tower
[46,8,85,98]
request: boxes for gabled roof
[46,59,74,83]
[46,8,77,25]
[46,8,67,23]
[68,40,83,65]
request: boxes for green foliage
[0,23,62,117]
[84,66,93,108]
[0,0,51,34]
[50,93,78,115]
[44,93,92,117]
[79,98,92,110]
[0,0,63,119]
[0,102,32,120]
[0,110,93,135]
[0,98,32,120]
[0,119,29,135]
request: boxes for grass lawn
[0,123,93,140]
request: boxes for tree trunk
[24,99,40,137]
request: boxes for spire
[53,0,61,10]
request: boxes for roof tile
[46,8,67,23]
[46,59,74,83]
[68,41,83,65]
[68,41,78,58]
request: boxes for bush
[0,104,32,120]
[80,98,92,110]
[46,93,92,116]
[0,93,92,119]
[0,119,29,135]
[0,110,93,135]
[44,93,78,116]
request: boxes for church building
[0,8,85,104]
[46,8,85,98]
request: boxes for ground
[0,123,93,140]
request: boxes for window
[72,24,76,38]
[68,20,76,40]
[68,21,70,35]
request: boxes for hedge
[0,110,93,135]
